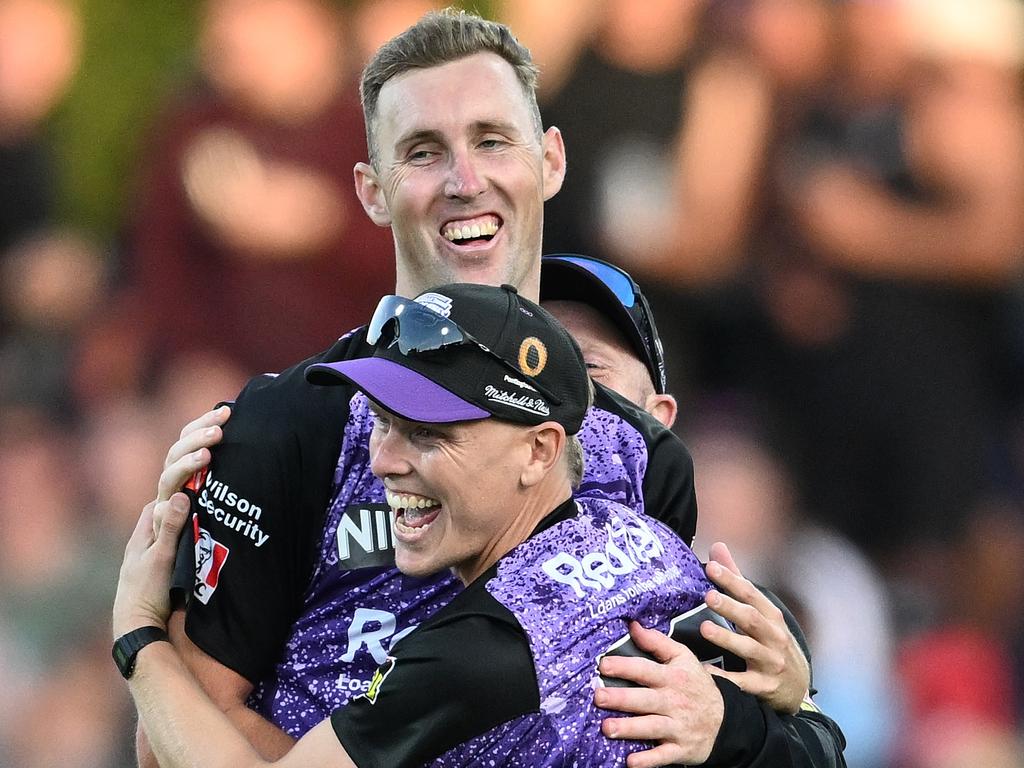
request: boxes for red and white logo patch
[193,515,229,605]
[185,466,208,494]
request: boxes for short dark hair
[360,7,542,166]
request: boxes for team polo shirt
[179,327,698,735]
[177,329,849,767]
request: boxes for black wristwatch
[112,626,169,680]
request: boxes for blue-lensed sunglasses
[542,254,667,394]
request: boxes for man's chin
[395,549,441,580]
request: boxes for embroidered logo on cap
[518,337,548,376]
[414,292,453,318]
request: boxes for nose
[443,147,485,200]
[369,424,413,481]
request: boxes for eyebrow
[394,120,524,153]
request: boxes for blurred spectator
[686,404,898,768]
[749,0,1024,567]
[892,498,1024,767]
[120,0,395,379]
[528,0,717,398]
[351,0,442,65]
[0,228,107,415]
[0,0,81,254]
[3,634,136,768]
[535,0,1024,575]
[897,627,1023,768]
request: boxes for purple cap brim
[306,358,491,423]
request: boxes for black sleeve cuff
[701,677,768,767]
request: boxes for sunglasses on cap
[542,255,667,394]
[366,295,563,405]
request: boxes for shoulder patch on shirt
[799,695,822,714]
[193,516,230,605]
[358,656,397,705]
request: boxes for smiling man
[117,284,718,767]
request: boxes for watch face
[113,643,132,675]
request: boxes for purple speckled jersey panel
[434,713,563,766]
[248,400,655,739]
[248,394,461,735]
[574,401,648,513]
[456,498,711,766]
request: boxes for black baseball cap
[306,283,590,435]
[540,254,667,394]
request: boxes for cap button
[501,284,519,295]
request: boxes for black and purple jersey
[179,329,847,767]
[330,496,711,767]
[181,328,697,736]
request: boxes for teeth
[386,489,440,511]
[443,220,499,241]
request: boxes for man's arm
[136,405,298,766]
[597,623,846,768]
[598,544,846,767]
[135,609,297,766]
[117,497,351,768]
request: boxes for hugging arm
[598,544,846,767]
[135,406,298,766]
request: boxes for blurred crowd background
[2,0,1024,766]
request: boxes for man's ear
[644,393,678,429]
[541,126,567,202]
[354,162,392,226]
[520,423,566,487]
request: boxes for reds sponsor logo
[541,510,665,597]
[193,516,229,604]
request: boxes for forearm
[707,679,846,768]
[755,707,848,768]
[130,642,268,768]
[136,696,295,767]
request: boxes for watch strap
[112,626,169,680]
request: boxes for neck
[454,480,572,585]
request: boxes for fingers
[699,615,771,666]
[602,714,674,742]
[628,621,688,664]
[129,501,159,554]
[707,541,741,576]
[624,742,685,768]
[705,562,784,632]
[158,406,230,503]
[153,493,191,560]
[597,656,669,694]
[157,447,211,505]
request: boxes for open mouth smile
[441,214,502,248]
[386,489,442,539]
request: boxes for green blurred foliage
[50,0,198,243]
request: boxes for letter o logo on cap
[518,337,548,376]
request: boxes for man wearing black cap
[116,284,723,767]
[541,254,677,428]
[539,255,825,725]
